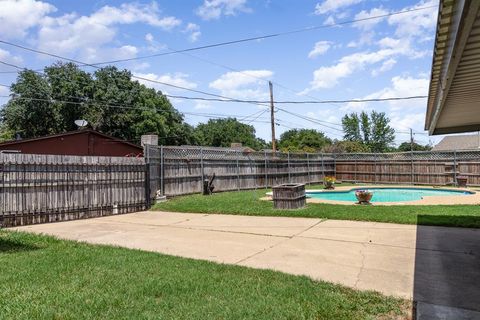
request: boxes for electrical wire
[0,63,428,106]
[0,4,436,66]
[0,95,273,124]
[0,44,270,108]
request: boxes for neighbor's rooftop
[432,134,480,151]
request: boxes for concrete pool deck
[11,211,480,317]
[263,185,480,205]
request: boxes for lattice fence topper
[147,146,480,162]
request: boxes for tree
[2,70,56,138]
[278,129,331,152]
[1,62,196,145]
[322,140,371,153]
[342,111,395,152]
[45,62,94,132]
[397,141,432,152]
[194,118,266,150]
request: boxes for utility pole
[410,128,414,152]
[269,81,276,152]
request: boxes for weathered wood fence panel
[145,146,335,196]
[0,153,147,227]
[145,147,480,197]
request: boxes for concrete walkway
[12,211,480,316]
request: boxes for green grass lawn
[153,185,480,228]
[0,231,408,319]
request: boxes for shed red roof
[0,129,143,157]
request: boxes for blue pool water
[307,188,473,203]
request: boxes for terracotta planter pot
[355,191,373,204]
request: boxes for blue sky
[0,0,440,146]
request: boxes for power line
[274,108,344,138]
[0,95,272,123]
[276,107,343,128]
[0,62,429,106]
[0,43,270,108]
[4,4,436,66]
[161,94,428,104]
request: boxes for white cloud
[0,0,56,39]
[134,72,198,94]
[81,45,138,64]
[194,102,212,110]
[368,75,429,110]
[342,75,429,131]
[303,50,396,91]
[371,58,396,76]
[145,33,154,42]
[0,85,10,95]
[387,0,437,38]
[323,15,335,25]
[184,23,201,42]
[85,3,181,30]
[308,41,332,58]
[209,70,273,99]
[303,34,429,93]
[346,31,374,48]
[353,7,389,30]
[196,0,251,20]
[0,48,23,71]
[36,2,181,59]
[314,0,362,15]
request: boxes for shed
[0,129,143,157]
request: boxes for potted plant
[324,176,336,190]
[355,189,373,205]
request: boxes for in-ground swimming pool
[307,187,474,203]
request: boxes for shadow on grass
[413,215,480,318]
[0,238,41,253]
[417,214,480,228]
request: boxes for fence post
[236,151,240,191]
[306,153,310,185]
[287,151,291,183]
[264,150,268,189]
[411,150,414,185]
[160,146,164,196]
[354,158,357,184]
[321,153,325,180]
[145,163,151,209]
[453,150,457,186]
[374,153,377,184]
[200,148,204,193]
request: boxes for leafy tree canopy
[397,141,432,152]
[194,118,266,150]
[322,140,371,153]
[278,129,332,152]
[1,62,196,145]
[342,111,395,152]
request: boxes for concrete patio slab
[174,213,323,237]
[11,211,480,316]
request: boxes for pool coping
[264,185,480,206]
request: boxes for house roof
[0,129,141,149]
[425,0,480,135]
[432,134,480,151]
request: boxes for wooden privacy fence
[0,153,147,227]
[145,146,335,197]
[145,146,480,197]
[334,150,480,186]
